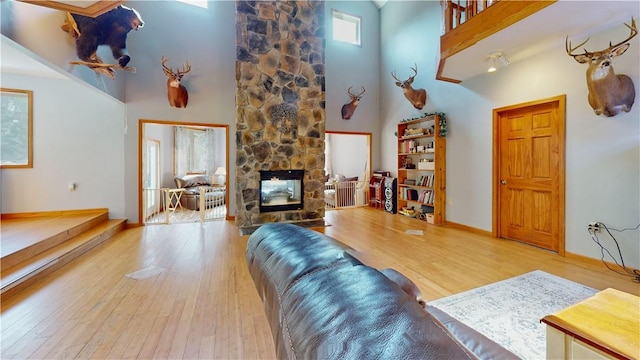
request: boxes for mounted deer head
[566,19,637,117]
[341,86,366,120]
[161,56,191,108]
[391,64,427,110]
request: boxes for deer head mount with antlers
[391,64,427,110]
[566,19,637,117]
[161,56,191,108]
[341,86,366,120]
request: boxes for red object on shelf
[369,177,384,209]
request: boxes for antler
[608,18,637,50]
[392,64,418,83]
[409,63,418,80]
[177,61,191,76]
[567,18,638,58]
[161,55,173,74]
[348,86,366,97]
[162,56,191,76]
[565,35,591,57]
[391,70,401,82]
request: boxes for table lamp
[215,167,226,185]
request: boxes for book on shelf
[415,174,434,187]
[417,190,434,204]
[401,188,419,201]
[401,140,420,154]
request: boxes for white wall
[325,1,381,170]
[0,73,126,218]
[122,1,236,221]
[380,1,640,268]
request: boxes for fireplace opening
[259,170,304,212]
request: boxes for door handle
[500,179,507,185]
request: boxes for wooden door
[493,95,565,253]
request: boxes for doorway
[325,131,372,181]
[492,95,566,254]
[138,119,229,225]
[324,131,372,209]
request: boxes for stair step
[1,219,126,299]
[1,210,109,271]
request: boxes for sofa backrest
[246,223,486,359]
[174,174,211,188]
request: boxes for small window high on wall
[332,10,361,46]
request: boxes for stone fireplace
[235,1,326,234]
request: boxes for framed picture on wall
[1,88,33,168]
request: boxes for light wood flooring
[1,207,638,359]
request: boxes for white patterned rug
[428,270,598,360]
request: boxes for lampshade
[215,167,226,185]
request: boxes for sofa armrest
[426,305,520,359]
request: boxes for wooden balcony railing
[442,0,498,34]
[437,0,556,83]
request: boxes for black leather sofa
[246,223,519,359]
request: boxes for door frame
[325,131,373,180]
[492,95,566,255]
[137,119,229,225]
[143,137,161,221]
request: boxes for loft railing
[438,0,556,82]
[442,0,498,34]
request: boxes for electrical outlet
[588,222,600,233]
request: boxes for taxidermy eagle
[61,5,144,78]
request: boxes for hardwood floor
[2,207,638,359]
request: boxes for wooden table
[541,288,639,360]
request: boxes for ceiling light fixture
[487,51,509,73]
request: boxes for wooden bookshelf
[397,115,446,224]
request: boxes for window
[174,126,216,176]
[332,10,361,46]
[1,88,33,168]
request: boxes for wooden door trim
[325,131,373,179]
[492,95,566,255]
[138,119,230,225]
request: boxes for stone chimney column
[235,1,326,234]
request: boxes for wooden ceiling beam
[17,0,125,17]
